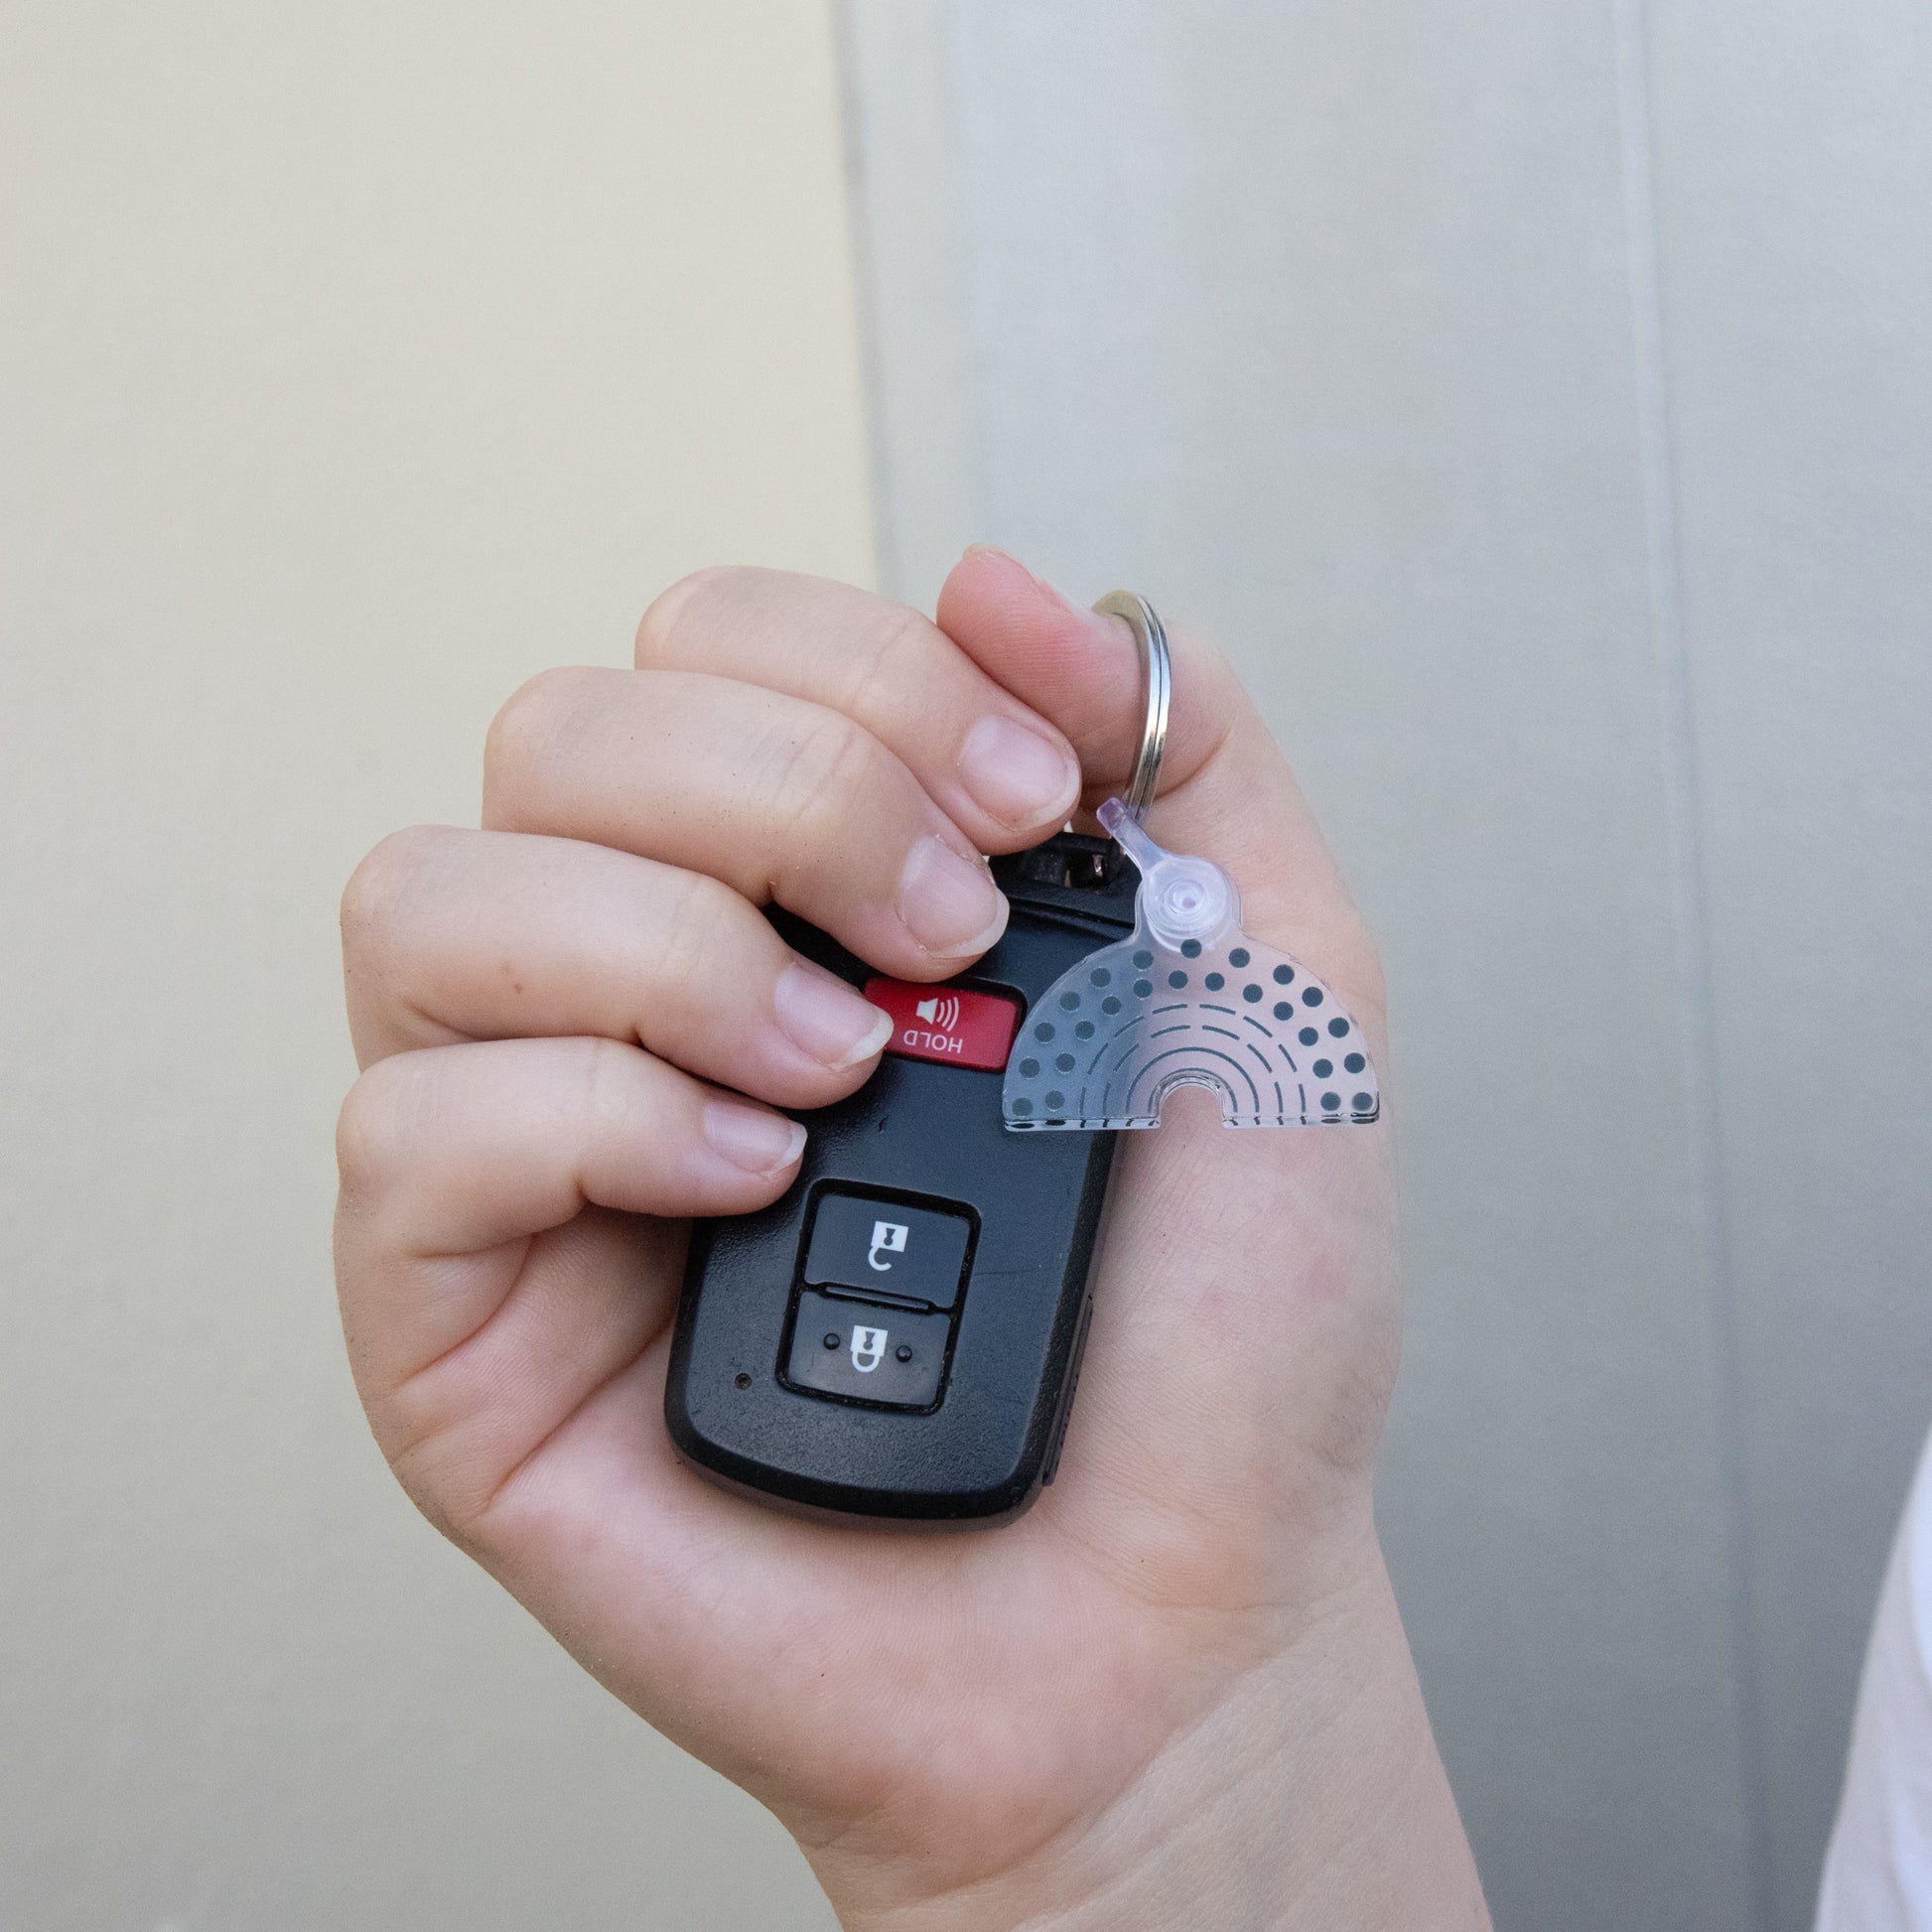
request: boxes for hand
[334,551,1489,1930]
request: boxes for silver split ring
[1092,590,1172,823]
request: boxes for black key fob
[664,831,1138,1524]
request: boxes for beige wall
[1,4,866,1925]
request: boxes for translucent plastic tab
[1002,800,1380,1132]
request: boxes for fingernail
[897,835,1009,957]
[773,965,893,1070]
[702,1100,807,1175]
[958,715,1081,831]
[961,545,1084,616]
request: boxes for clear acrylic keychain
[1002,593,1381,1133]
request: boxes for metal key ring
[1092,590,1171,823]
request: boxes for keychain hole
[1013,845,1112,892]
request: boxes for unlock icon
[868,1220,908,1271]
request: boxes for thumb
[935,548,1381,1028]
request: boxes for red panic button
[863,978,1022,1072]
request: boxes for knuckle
[759,708,882,835]
[571,1035,661,1162]
[384,1434,488,1554]
[634,565,757,668]
[835,599,935,709]
[640,867,741,1005]
[483,666,596,813]
[340,825,446,961]
[335,1054,430,1197]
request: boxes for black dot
[1019,1057,1039,1078]
[1075,1020,1095,1039]
[1273,963,1295,985]
[1169,970,1188,989]
[1328,1017,1348,1036]
[1012,1097,1034,1117]
[1044,1089,1065,1110]
[1320,1092,1340,1112]
[1059,990,1080,1011]
[734,1371,753,1389]
[1229,948,1250,968]
[1344,1052,1365,1073]
[1299,1027,1319,1046]
[1056,1052,1075,1072]
[1035,1023,1055,1041]
[1205,972,1224,991]
[1313,1058,1332,1079]
[823,1333,839,1349]
[1352,1092,1374,1113]
[1180,939,1202,958]
[1273,1002,1293,1021]
[1243,984,1263,1004]
[1090,967,1112,987]
[1101,995,1122,1015]
[1134,979,1153,998]
[896,1343,913,1363]
[1133,949,1153,969]
[1303,987,1324,1008]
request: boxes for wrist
[814,1540,1488,1932]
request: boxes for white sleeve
[1818,1428,1932,1931]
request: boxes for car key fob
[663,591,1380,1526]
[664,830,1137,1524]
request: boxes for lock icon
[868,1220,909,1272]
[850,1325,888,1374]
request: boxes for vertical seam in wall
[942,0,1004,546]
[1610,0,1774,1922]
[828,0,895,597]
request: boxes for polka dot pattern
[1002,912,1379,1132]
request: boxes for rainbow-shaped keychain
[1001,596,1378,1134]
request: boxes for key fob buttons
[802,1192,972,1309]
[783,1189,977,1415]
[786,1292,952,1410]
[862,977,1021,1071]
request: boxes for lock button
[785,1291,952,1409]
[801,1192,973,1310]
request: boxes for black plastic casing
[664,834,1139,1523]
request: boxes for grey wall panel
[927,18,1760,1914]
[1647,2,1932,1921]
[835,0,1932,1924]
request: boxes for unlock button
[802,1192,972,1310]
[785,1292,952,1410]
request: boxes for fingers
[356,1205,685,1546]
[484,667,1011,981]
[937,552,1242,810]
[634,566,1083,852]
[934,549,1382,1021]
[337,1035,801,1311]
[342,826,893,1106]
[334,1035,804,1527]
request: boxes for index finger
[635,566,1083,854]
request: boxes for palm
[459,1093,1395,1886]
